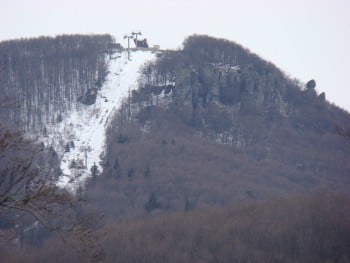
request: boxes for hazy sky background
[1,0,349,112]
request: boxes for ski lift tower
[123,33,134,60]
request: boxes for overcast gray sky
[1,0,349,112]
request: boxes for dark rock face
[77,88,97,105]
[306,79,316,90]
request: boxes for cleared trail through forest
[44,51,155,190]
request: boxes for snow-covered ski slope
[44,51,155,190]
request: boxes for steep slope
[2,34,350,263]
[43,51,155,189]
[0,35,112,132]
[87,35,350,220]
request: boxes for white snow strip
[43,50,155,190]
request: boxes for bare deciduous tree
[0,124,74,230]
[0,124,106,262]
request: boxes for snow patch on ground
[43,51,155,190]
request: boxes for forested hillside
[1,34,350,262]
[6,193,350,263]
[90,35,350,220]
[0,34,113,131]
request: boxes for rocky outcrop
[319,92,326,101]
[306,79,316,90]
[77,88,97,105]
